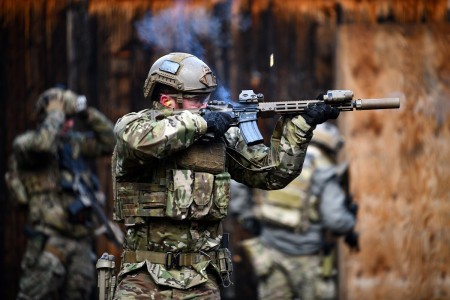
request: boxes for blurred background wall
[1,0,449,299]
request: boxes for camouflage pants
[16,233,95,300]
[113,267,221,300]
[242,238,336,300]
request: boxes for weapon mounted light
[324,90,354,101]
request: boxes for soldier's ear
[159,95,175,108]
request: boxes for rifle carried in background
[150,89,400,145]
[67,174,124,248]
[60,142,123,248]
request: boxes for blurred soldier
[8,87,116,299]
[235,122,358,300]
[112,52,339,299]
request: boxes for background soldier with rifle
[231,122,359,300]
[6,86,120,300]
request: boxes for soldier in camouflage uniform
[11,87,115,300]
[233,122,356,300]
[112,52,339,299]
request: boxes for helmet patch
[160,60,180,74]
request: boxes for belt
[122,250,219,269]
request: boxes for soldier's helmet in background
[311,122,345,153]
[35,87,85,120]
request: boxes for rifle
[150,89,400,146]
[68,175,124,248]
[59,142,123,248]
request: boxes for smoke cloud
[135,3,222,59]
[135,2,249,104]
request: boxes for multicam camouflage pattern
[13,108,115,236]
[113,107,313,295]
[12,107,115,299]
[114,268,220,300]
[17,234,96,300]
[242,237,336,300]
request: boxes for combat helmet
[143,52,217,103]
[311,122,345,153]
[35,87,85,120]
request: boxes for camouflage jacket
[114,108,314,246]
[13,108,115,238]
[113,108,313,289]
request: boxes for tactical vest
[259,146,327,232]
[12,140,100,237]
[114,140,231,226]
[5,154,57,205]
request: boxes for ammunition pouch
[116,171,231,224]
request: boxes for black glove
[202,112,233,139]
[302,102,340,126]
[344,230,360,252]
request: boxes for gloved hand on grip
[302,102,340,126]
[202,112,233,139]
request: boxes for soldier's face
[160,93,210,109]
[61,118,74,134]
[181,98,208,109]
